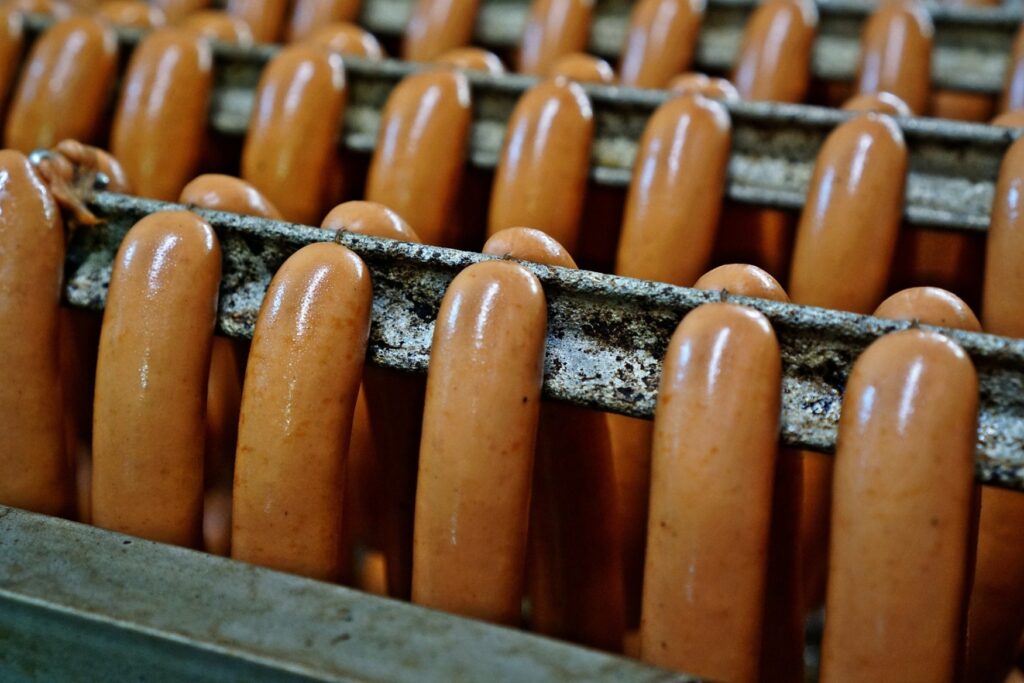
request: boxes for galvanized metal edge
[358,0,1020,93]
[0,506,693,682]
[66,193,1024,490]
[20,13,1020,233]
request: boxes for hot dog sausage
[180,174,282,219]
[732,0,817,104]
[435,47,505,74]
[1001,24,1024,114]
[667,72,739,100]
[518,0,593,76]
[178,10,254,45]
[0,8,23,124]
[875,286,982,332]
[856,0,933,115]
[550,53,615,84]
[842,91,912,117]
[225,0,287,43]
[96,0,167,29]
[402,0,478,62]
[287,0,361,42]
[619,0,703,89]
[153,0,208,23]
[306,22,384,58]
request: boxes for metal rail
[66,192,1024,490]
[0,506,691,682]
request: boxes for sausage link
[1002,24,1024,114]
[232,242,372,581]
[180,174,282,219]
[0,150,71,516]
[856,0,933,115]
[518,0,593,76]
[984,136,1024,337]
[732,0,817,103]
[225,0,287,42]
[154,0,209,23]
[992,110,1024,128]
[92,211,221,547]
[5,17,117,152]
[52,139,131,193]
[821,330,977,681]
[402,0,478,62]
[488,78,593,253]
[693,263,786,301]
[111,28,213,201]
[483,227,624,651]
[550,53,614,84]
[435,47,505,75]
[178,10,254,45]
[842,91,912,117]
[640,302,781,682]
[307,22,384,58]
[616,94,730,286]
[0,8,23,125]
[287,0,361,42]
[365,69,471,246]
[412,260,546,625]
[96,0,167,29]
[619,0,703,89]
[242,44,346,225]
[875,287,981,332]
[667,72,739,100]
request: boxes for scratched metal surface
[64,193,1024,490]
[0,506,692,682]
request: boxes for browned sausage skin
[412,260,547,625]
[619,0,703,89]
[403,0,478,62]
[518,0,593,76]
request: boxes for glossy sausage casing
[92,211,221,547]
[842,91,912,117]
[820,330,977,681]
[550,53,615,84]
[111,28,213,201]
[412,260,547,625]
[96,1,167,29]
[518,0,593,76]
[488,78,594,253]
[366,68,471,246]
[321,200,419,242]
[0,9,22,124]
[616,94,730,286]
[242,44,346,225]
[402,0,478,62]
[180,174,282,219]
[179,11,254,45]
[0,150,70,516]
[5,17,117,152]
[287,0,362,42]
[856,0,933,115]
[984,136,1024,336]
[640,302,780,682]
[667,72,739,100]
[1001,23,1024,114]
[875,286,981,331]
[307,22,384,58]
[435,47,505,74]
[232,242,372,581]
[619,0,703,89]
[732,0,817,103]
[225,0,288,43]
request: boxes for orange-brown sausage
[615,94,730,286]
[180,174,283,219]
[1001,24,1024,114]
[96,0,167,28]
[402,0,478,62]
[0,150,71,517]
[365,68,471,246]
[732,0,817,103]
[875,286,981,331]
[9,0,72,18]
[856,0,933,115]
[0,8,22,125]
[842,91,912,117]
[111,28,213,201]
[693,263,786,301]
[488,78,593,253]
[306,22,384,58]
[30,139,131,224]
[550,52,614,84]
[518,0,593,76]
[153,0,208,22]
[5,17,117,152]
[225,0,287,42]
[820,330,977,681]
[92,211,221,547]
[667,72,740,100]
[435,47,505,74]
[640,302,780,682]
[992,110,1024,128]
[178,10,254,45]
[287,0,361,42]
[619,0,703,89]
[412,260,546,625]
[231,242,371,581]
[984,136,1024,337]
[483,227,624,651]
[321,199,418,242]
[241,44,346,225]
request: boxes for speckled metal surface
[66,193,1024,491]
[0,506,693,682]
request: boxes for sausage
[153,0,209,22]
[842,91,912,117]
[0,8,23,124]
[667,72,739,100]
[732,0,817,103]
[96,0,167,29]
[306,22,384,58]
[0,150,71,516]
[874,286,982,332]
[789,113,906,314]
[435,47,505,75]
[52,139,132,194]
[618,0,703,89]
[550,53,614,84]
[365,68,471,246]
[402,0,479,62]
[931,91,993,122]
[8,0,72,18]
[321,201,421,596]
[615,94,730,286]
[180,174,282,219]
[820,329,977,681]
[203,486,232,556]
[640,302,780,682]
[412,260,547,625]
[178,10,254,45]
[693,263,786,301]
[30,139,132,223]
[488,78,593,253]
[4,17,117,152]
[225,0,288,42]
[992,110,1024,127]
[92,211,221,547]
[856,0,933,115]
[518,0,593,76]
[231,242,372,581]
[111,28,213,201]
[482,227,624,651]
[287,0,361,42]
[983,136,1024,337]
[241,44,346,225]
[1001,23,1024,114]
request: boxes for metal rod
[66,192,1024,491]
[0,505,692,682]
[20,14,1023,233]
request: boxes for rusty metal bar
[0,505,691,682]
[65,192,1024,491]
